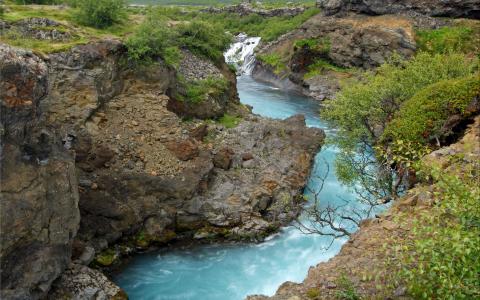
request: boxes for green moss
[218,113,241,128]
[95,248,117,266]
[135,229,177,248]
[257,53,287,75]
[306,288,320,299]
[294,37,331,54]
[382,75,480,147]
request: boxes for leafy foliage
[382,76,480,147]
[176,20,232,62]
[399,169,480,299]
[74,0,126,29]
[322,53,476,152]
[304,58,348,79]
[126,9,232,65]
[125,15,180,66]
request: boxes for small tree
[75,0,126,29]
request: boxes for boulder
[165,138,200,161]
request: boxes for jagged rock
[213,147,235,170]
[253,14,416,99]
[165,138,200,161]
[316,0,480,19]
[0,43,80,300]
[47,264,127,300]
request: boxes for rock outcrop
[253,14,416,100]
[0,44,80,300]
[317,0,480,19]
[1,24,324,298]
[202,3,306,17]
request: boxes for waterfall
[224,33,261,75]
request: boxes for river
[113,75,359,300]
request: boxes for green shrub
[399,169,480,299]
[176,20,232,62]
[125,15,181,66]
[75,0,126,29]
[322,52,476,150]
[382,76,480,147]
[294,37,331,54]
[416,26,475,54]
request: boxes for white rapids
[224,33,261,75]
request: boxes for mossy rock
[94,248,118,267]
[134,229,177,248]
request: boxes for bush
[75,0,126,29]
[322,52,476,150]
[13,0,60,4]
[399,169,480,299]
[125,16,181,66]
[382,76,480,147]
[176,20,232,62]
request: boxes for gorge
[1,1,479,299]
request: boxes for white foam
[224,34,261,75]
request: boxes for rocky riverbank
[248,116,480,300]
[0,32,324,299]
[251,1,462,101]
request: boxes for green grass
[1,4,142,53]
[304,58,349,79]
[416,25,479,55]
[218,113,241,128]
[178,76,229,103]
[257,53,287,75]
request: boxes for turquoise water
[114,76,358,300]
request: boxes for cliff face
[0,44,80,300]
[0,31,324,298]
[252,13,417,100]
[317,0,480,19]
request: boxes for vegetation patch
[304,58,349,79]
[177,76,229,103]
[397,168,480,299]
[74,0,127,29]
[257,53,287,75]
[415,24,479,55]
[218,113,241,128]
[382,76,480,148]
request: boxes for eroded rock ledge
[0,37,324,299]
